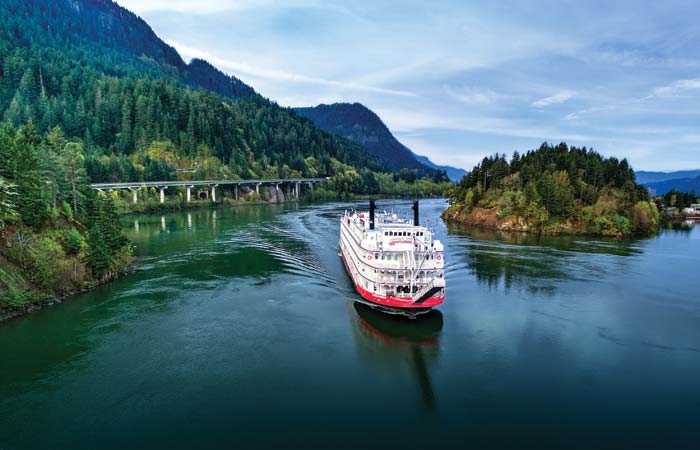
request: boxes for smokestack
[369,198,376,230]
[412,200,419,226]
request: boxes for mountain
[295,103,465,181]
[0,0,397,184]
[1,0,256,100]
[410,152,467,183]
[635,170,700,184]
[295,103,430,173]
[645,176,700,195]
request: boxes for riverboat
[339,200,445,314]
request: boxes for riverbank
[0,264,134,323]
[110,185,450,216]
[442,202,660,237]
[0,194,134,323]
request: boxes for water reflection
[668,220,697,231]
[350,302,443,412]
[447,225,642,293]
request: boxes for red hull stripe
[354,279,444,309]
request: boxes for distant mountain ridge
[295,103,466,181]
[636,170,700,184]
[645,176,700,195]
[410,152,467,183]
[635,170,700,195]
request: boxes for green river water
[1,199,699,449]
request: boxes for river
[1,199,698,449]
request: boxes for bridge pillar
[131,187,141,204]
[308,182,314,191]
[295,182,300,198]
[234,185,239,201]
[211,185,218,203]
[159,187,167,204]
[186,186,194,202]
[255,183,260,194]
[286,183,290,200]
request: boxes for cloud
[444,85,510,105]
[652,78,700,97]
[374,107,603,143]
[531,91,576,108]
[168,40,416,97]
[566,78,700,121]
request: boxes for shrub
[65,227,86,254]
[632,201,659,235]
[28,236,69,290]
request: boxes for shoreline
[441,205,647,238]
[115,194,447,216]
[0,266,135,325]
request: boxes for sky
[116,0,700,172]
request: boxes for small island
[443,143,660,237]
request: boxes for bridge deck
[91,177,329,190]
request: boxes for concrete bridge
[90,177,330,204]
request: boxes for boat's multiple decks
[339,209,445,310]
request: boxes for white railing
[413,279,435,301]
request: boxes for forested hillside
[444,143,659,236]
[0,0,453,313]
[296,103,467,182]
[1,123,132,314]
[0,0,395,185]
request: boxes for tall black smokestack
[412,200,419,226]
[369,198,376,230]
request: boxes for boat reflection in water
[350,302,443,412]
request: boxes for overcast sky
[117,0,700,171]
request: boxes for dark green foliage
[87,223,111,278]
[447,142,658,236]
[450,142,645,210]
[662,189,698,209]
[0,122,131,304]
[0,123,49,228]
[84,190,129,278]
[65,227,85,254]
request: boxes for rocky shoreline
[442,205,621,237]
[0,266,135,324]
